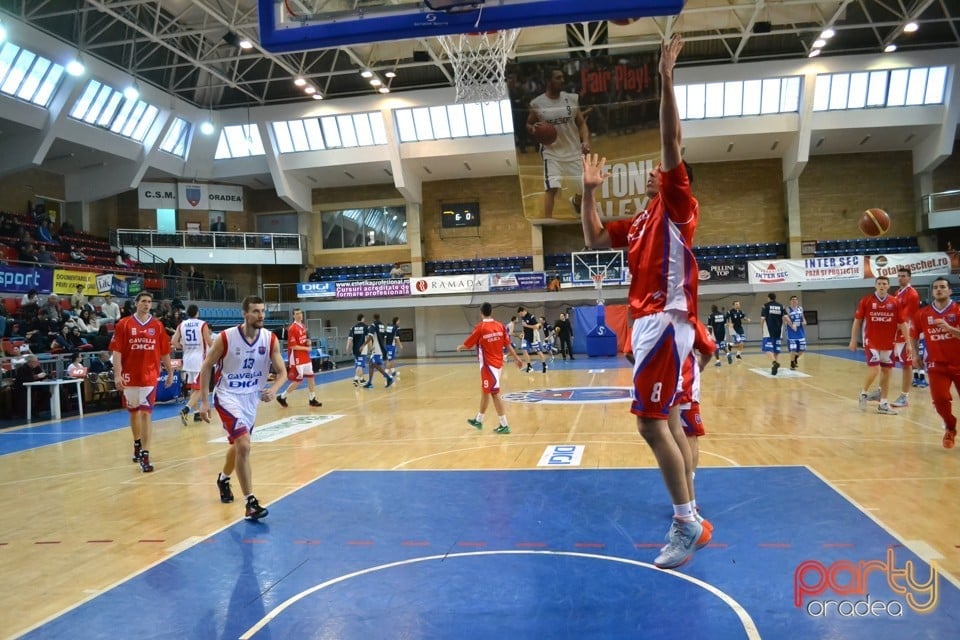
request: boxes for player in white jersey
[172,304,213,425]
[199,295,286,521]
[526,68,590,218]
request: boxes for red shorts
[680,403,705,437]
[629,312,694,420]
[927,363,960,406]
[864,340,895,368]
[122,386,156,413]
[480,364,502,395]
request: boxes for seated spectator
[71,284,87,312]
[89,350,113,374]
[0,212,16,237]
[66,353,87,378]
[20,289,41,313]
[26,310,56,353]
[90,325,112,351]
[36,247,55,264]
[35,219,54,244]
[120,300,134,318]
[14,355,49,417]
[50,324,73,353]
[308,268,323,283]
[43,294,64,325]
[390,262,405,279]
[100,293,120,321]
[58,220,75,237]
[69,246,88,262]
[76,308,100,335]
[18,242,39,264]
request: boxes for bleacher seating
[813,236,919,257]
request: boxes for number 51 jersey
[216,325,277,395]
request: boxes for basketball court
[5,351,960,638]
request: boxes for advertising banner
[748,253,948,285]
[0,264,53,294]
[207,184,245,212]
[409,275,491,296]
[506,52,660,222]
[696,261,748,283]
[53,269,100,295]
[138,182,177,209]
[94,273,143,297]
[297,282,337,298]
[490,272,547,291]
[865,252,951,278]
[335,279,410,299]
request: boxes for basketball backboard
[571,250,626,286]
[260,0,684,53]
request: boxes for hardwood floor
[2,351,958,638]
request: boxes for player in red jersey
[849,276,909,415]
[890,267,922,407]
[109,291,174,472]
[580,35,710,570]
[909,277,960,449]
[457,302,523,434]
[275,308,321,408]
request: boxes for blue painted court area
[22,468,959,639]
[0,369,357,457]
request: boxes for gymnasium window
[272,111,387,153]
[812,66,948,111]
[320,207,407,249]
[394,99,513,142]
[214,124,265,159]
[0,41,64,107]
[69,80,160,142]
[159,117,191,158]
[675,76,801,120]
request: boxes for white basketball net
[436,29,521,103]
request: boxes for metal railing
[921,189,960,215]
[112,229,303,251]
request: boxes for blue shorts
[369,354,384,366]
[353,354,366,368]
[761,337,781,354]
[787,338,806,353]
[730,332,745,344]
[385,345,397,361]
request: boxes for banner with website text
[505,54,660,223]
[748,253,950,285]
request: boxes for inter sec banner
[748,254,949,285]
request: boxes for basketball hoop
[591,270,606,305]
[436,29,520,103]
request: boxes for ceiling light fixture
[238,38,253,50]
[305,86,316,94]
[312,94,323,100]
[820,28,835,39]
[385,71,396,78]
[903,22,918,33]
[361,70,374,78]
[123,83,139,101]
[200,120,215,135]
[813,39,826,49]
[807,49,821,58]
[294,77,306,86]
[66,57,85,77]
[378,87,390,94]
[884,44,897,53]
[370,78,383,87]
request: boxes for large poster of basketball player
[507,53,661,223]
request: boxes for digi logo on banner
[537,445,584,467]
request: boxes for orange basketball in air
[859,208,891,237]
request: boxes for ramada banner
[748,253,949,285]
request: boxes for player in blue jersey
[785,295,807,370]
[345,313,368,387]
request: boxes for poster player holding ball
[526,68,590,218]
